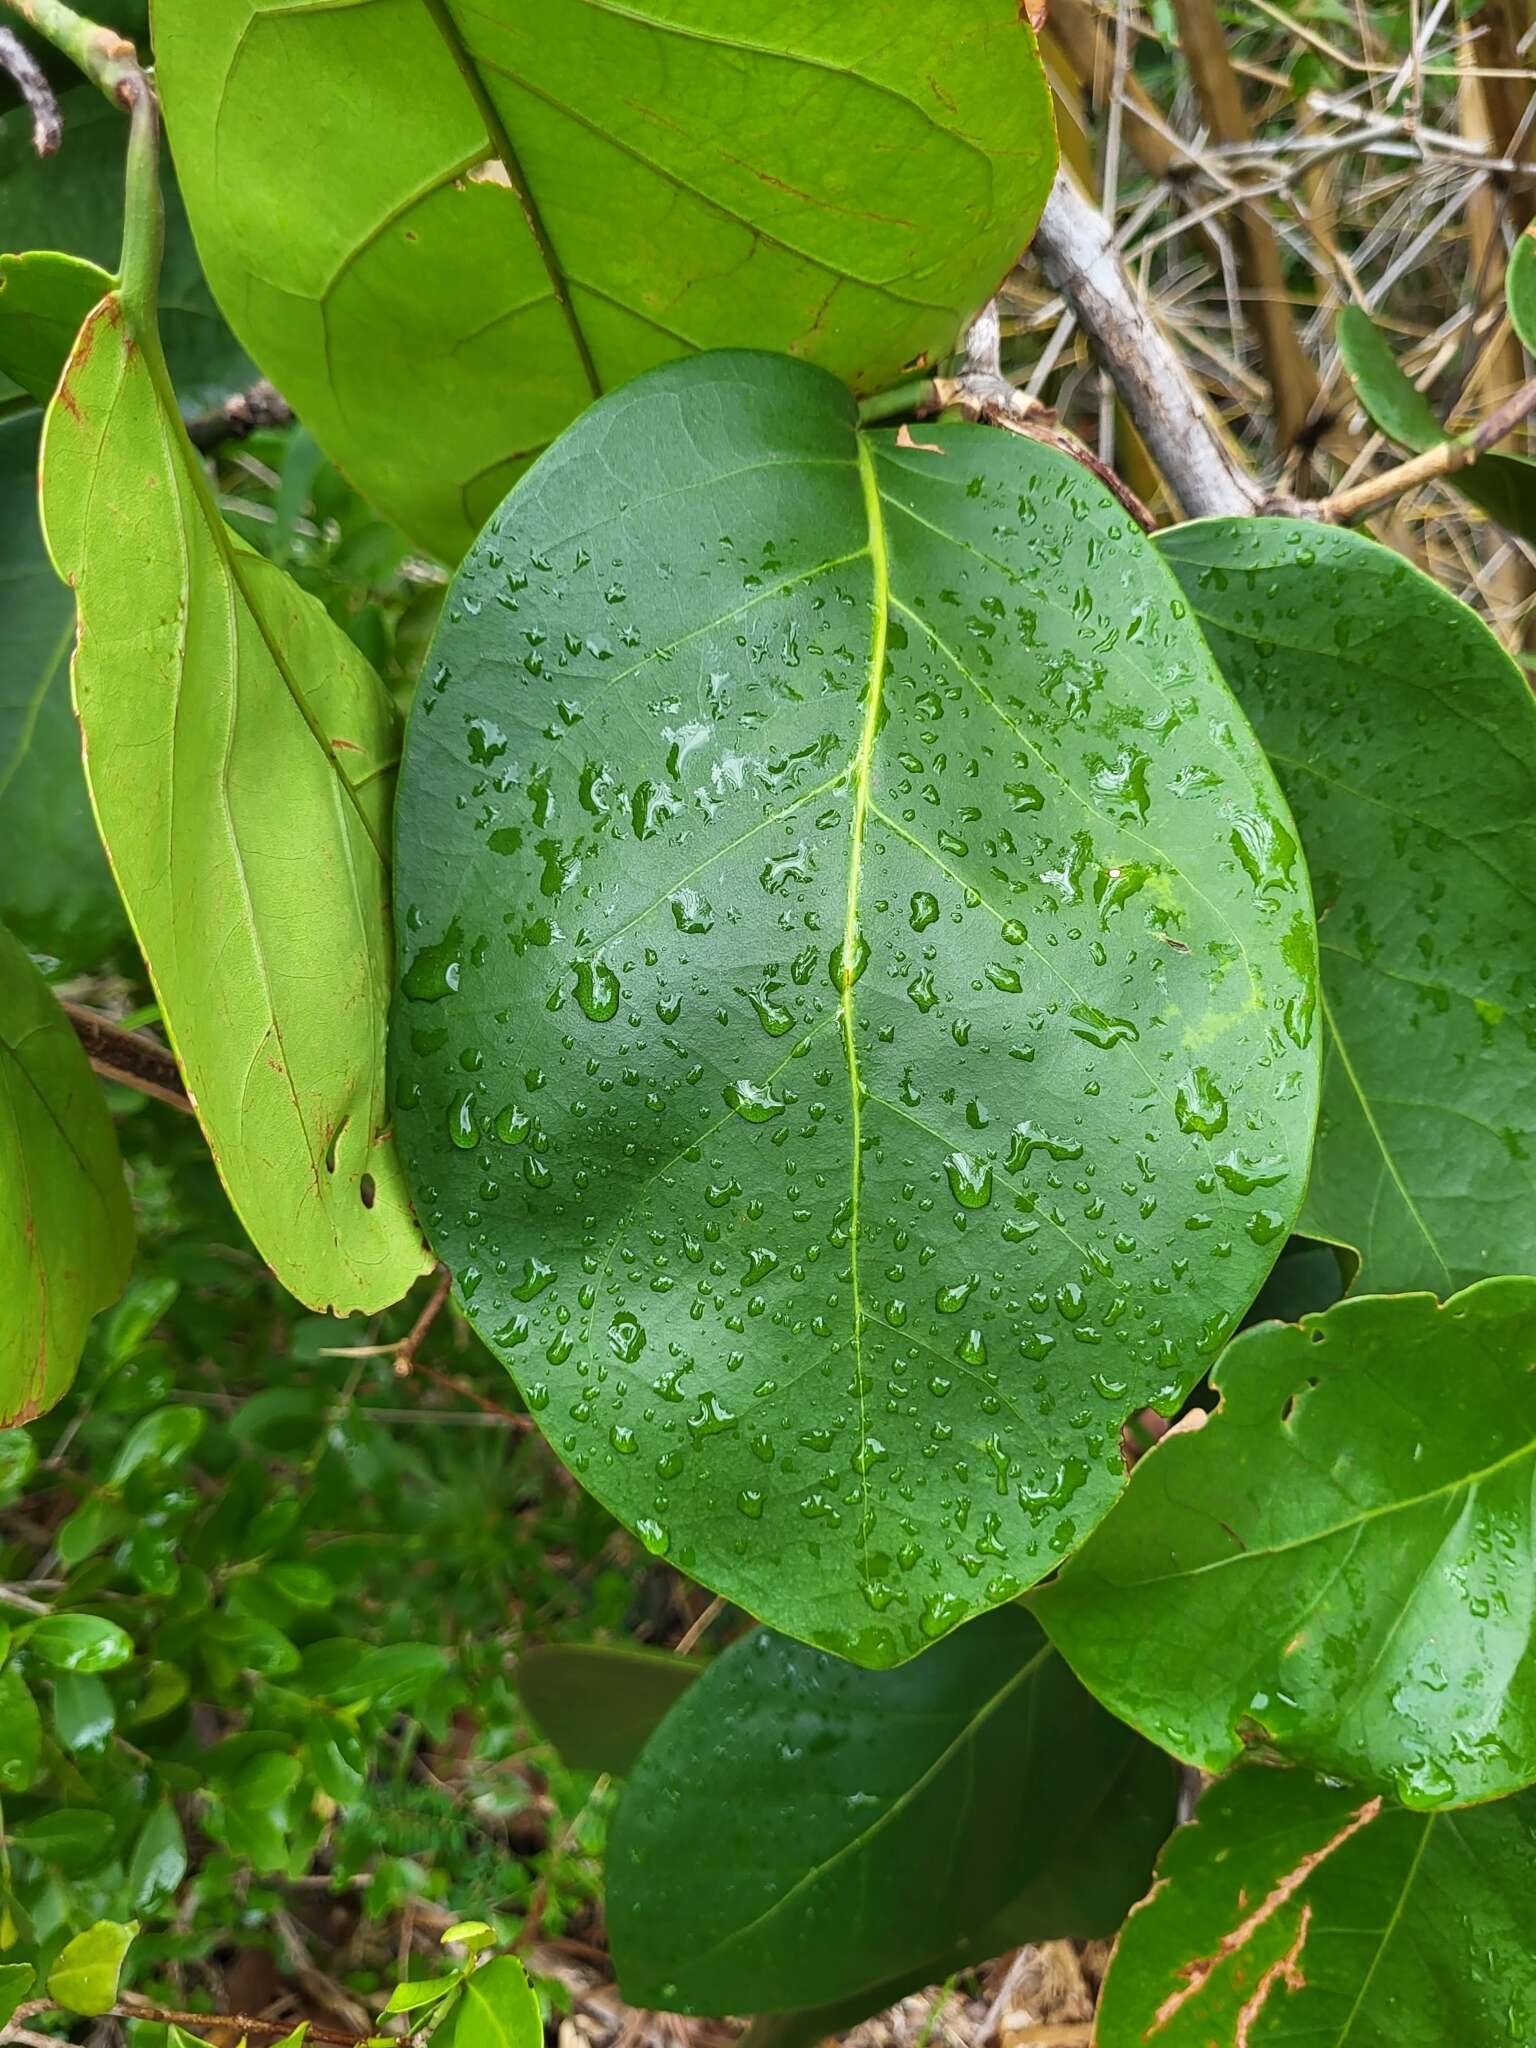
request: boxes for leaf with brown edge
[1096,1762,1536,2047]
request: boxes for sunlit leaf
[47,1918,137,2016]
[1034,1280,1536,1809]
[155,0,1057,558]
[1161,518,1536,1293]
[392,349,1318,1664]
[40,291,429,1313]
[0,921,132,1424]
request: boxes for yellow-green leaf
[47,1918,137,2016]
[40,295,429,1312]
[0,920,132,1423]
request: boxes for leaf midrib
[420,0,600,397]
[683,1642,1052,1978]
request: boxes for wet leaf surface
[1096,1761,1536,2047]
[155,0,1056,559]
[608,1607,1176,2014]
[1161,517,1536,1294]
[1034,1280,1536,1808]
[393,351,1318,1664]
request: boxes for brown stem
[11,1998,367,2047]
[186,380,295,451]
[393,1264,453,1375]
[0,24,60,151]
[1030,172,1261,519]
[1289,374,1536,523]
[61,1001,191,1113]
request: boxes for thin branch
[61,1001,191,1114]
[186,379,295,451]
[0,24,59,151]
[0,0,141,109]
[1029,171,1261,518]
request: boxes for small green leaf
[0,923,134,1424]
[518,1644,700,1777]
[0,1666,41,1792]
[128,1801,187,1911]
[25,1612,134,1673]
[0,252,111,405]
[155,1,1058,558]
[392,351,1319,1666]
[440,1922,495,1955]
[0,82,251,412]
[608,1608,1175,2015]
[107,1405,205,1482]
[1034,1279,1536,1809]
[1335,305,1443,451]
[439,1958,540,2048]
[384,1976,461,2014]
[40,290,429,1314]
[1160,518,1536,1294]
[47,1918,137,2016]
[1336,305,1536,542]
[0,1963,35,2030]
[1095,1764,1536,2047]
[51,1670,114,1752]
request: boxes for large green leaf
[608,1607,1175,2015]
[518,1643,699,1776]
[392,350,1319,1665]
[0,84,250,410]
[1335,304,1536,543]
[155,0,1056,561]
[0,920,133,1425]
[0,415,128,973]
[1096,1762,1536,2048]
[1160,517,1536,1295]
[41,293,428,1314]
[1033,1280,1536,1809]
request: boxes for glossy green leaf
[1161,517,1536,1294]
[25,1611,134,1673]
[0,1965,34,2031]
[47,1918,137,2016]
[1336,304,1536,542]
[0,251,111,405]
[0,1666,42,1792]
[128,1801,187,1911]
[383,1976,461,2015]
[1034,1280,1536,1809]
[155,0,1056,559]
[609,1607,1175,2015]
[52,1670,115,1751]
[0,417,129,973]
[1096,1763,1536,2048]
[41,292,429,1314]
[0,921,133,1424]
[393,349,1319,1665]
[0,83,250,411]
[440,1958,541,2048]
[519,1642,699,1776]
